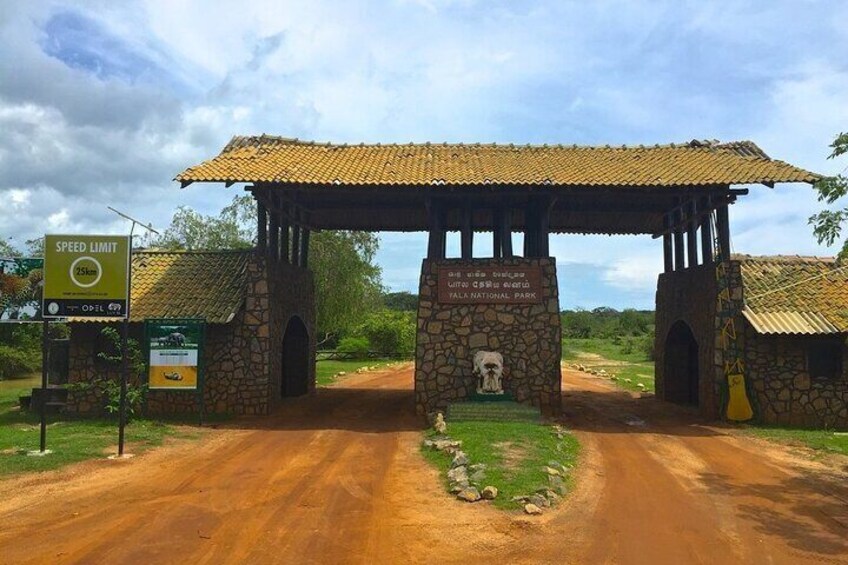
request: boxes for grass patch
[315,359,399,386]
[741,425,848,457]
[0,378,191,477]
[422,421,579,509]
[563,337,656,393]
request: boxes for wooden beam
[427,199,445,259]
[280,202,290,264]
[686,200,698,268]
[269,209,279,262]
[523,200,537,258]
[291,223,301,266]
[257,201,267,252]
[700,196,713,265]
[461,202,473,259]
[539,197,552,257]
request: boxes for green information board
[42,234,130,319]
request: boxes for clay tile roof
[737,255,848,335]
[73,251,249,324]
[175,136,819,188]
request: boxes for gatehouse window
[807,339,843,380]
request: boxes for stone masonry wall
[65,252,316,416]
[655,264,720,419]
[414,258,561,416]
[267,259,316,406]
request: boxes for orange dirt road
[0,365,846,564]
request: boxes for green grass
[563,337,656,393]
[741,425,848,457]
[0,377,188,477]
[422,421,579,509]
[315,359,399,386]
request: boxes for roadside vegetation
[0,375,188,477]
[561,308,656,392]
[422,421,579,510]
[741,425,848,457]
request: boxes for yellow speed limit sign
[43,235,130,319]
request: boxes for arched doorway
[281,316,309,397]
[664,320,699,406]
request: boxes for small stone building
[657,255,848,429]
[65,249,316,416]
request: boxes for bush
[337,336,370,357]
[0,344,40,378]
[358,310,415,357]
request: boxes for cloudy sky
[1,1,847,309]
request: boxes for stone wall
[414,258,561,416]
[65,252,316,416]
[654,264,720,418]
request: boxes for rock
[624,378,632,383]
[449,481,469,494]
[530,493,550,508]
[433,412,447,434]
[481,486,498,500]
[548,475,567,495]
[511,495,530,503]
[524,503,543,515]
[543,466,560,476]
[447,466,468,483]
[469,469,486,483]
[432,439,461,452]
[451,451,469,468]
[457,487,481,502]
[338,371,346,376]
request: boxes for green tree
[382,291,418,311]
[0,237,19,258]
[809,132,848,259]
[151,195,383,344]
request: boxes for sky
[1,1,847,309]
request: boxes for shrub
[337,336,370,357]
[0,344,40,378]
[358,310,415,357]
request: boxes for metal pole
[118,225,134,457]
[39,318,49,453]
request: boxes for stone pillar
[414,257,562,416]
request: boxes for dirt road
[0,365,845,564]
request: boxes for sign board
[42,235,130,319]
[437,266,543,304]
[0,257,43,322]
[145,319,205,390]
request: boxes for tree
[0,237,18,258]
[382,291,418,312]
[151,195,383,343]
[809,132,848,259]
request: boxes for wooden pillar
[257,201,267,252]
[280,205,290,264]
[524,200,538,258]
[538,197,551,257]
[301,229,310,268]
[427,200,445,260]
[716,200,730,262]
[501,208,513,258]
[269,209,279,262]
[700,196,713,265]
[662,213,673,273]
[673,207,685,271]
[492,207,503,259]
[291,218,301,267]
[687,200,698,268]
[461,202,473,259]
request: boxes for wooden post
[280,204,290,265]
[291,213,301,267]
[301,229,310,268]
[461,201,473,259]
[538,197,551,257]
[673,207,685,271]
[492,207,503,259]
[427,200,445,260]
[716,200,730,262]
[662,213,673,273]
[502,207,513,258]
[269,209,279,263]
[687,199,698,268]
[257,201,267,252]
[700,196,713,264]
[524,200,538,258]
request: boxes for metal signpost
[144,319,206,425]
[42,234,130,454]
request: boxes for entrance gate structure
[177,136,816,418]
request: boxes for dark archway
[281,316,309,397]
[664,320,699,406]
